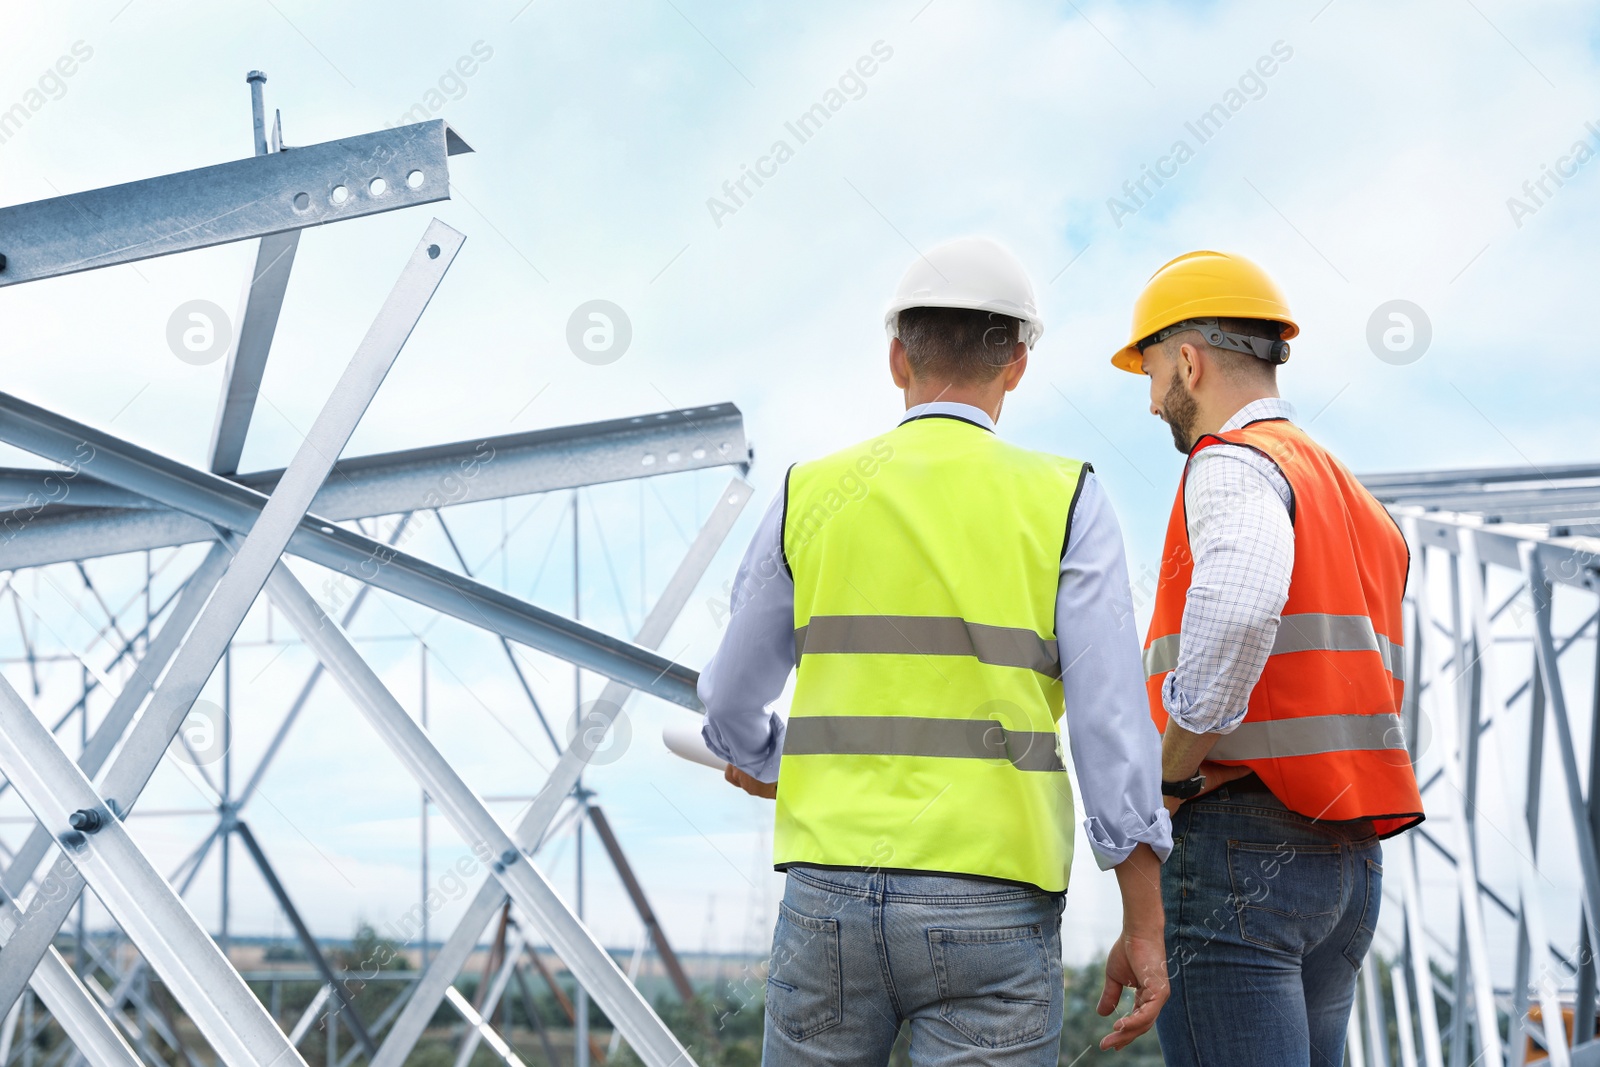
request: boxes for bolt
[68,809,103,834]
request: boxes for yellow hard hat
[1111,250,1299,373]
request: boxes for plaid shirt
[1162,398,1297,735]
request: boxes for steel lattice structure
[1336,464,1600,1067]
[0,74,750,1067]
[11,66,1600,1067]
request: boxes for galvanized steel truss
[1345,465,1600,1067]
[0,75,748,1067]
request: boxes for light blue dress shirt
[697,401,1172,869]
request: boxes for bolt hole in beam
[369,176,387,196]
[0,119,470,287]
[407,169,425,188]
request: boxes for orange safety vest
[1145,417,1423,838]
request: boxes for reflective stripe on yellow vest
[776,413,1088,892]
[1144,418,1423,839]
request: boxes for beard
[1162,374,1200,454]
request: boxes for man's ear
[890,336,912,389]
[1177,341,1202,390]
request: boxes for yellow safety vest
[775,412,1087,892]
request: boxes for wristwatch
[1161,775,1206,800]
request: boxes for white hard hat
[883,236,1044,348]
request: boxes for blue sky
[2,0,1598,968]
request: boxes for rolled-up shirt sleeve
[1057,473,1173,869]
[697,488,793,783]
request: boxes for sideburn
[1163,374,1200,455]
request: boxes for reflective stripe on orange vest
[1143,612,1407,684]
[1145,417,1424,839]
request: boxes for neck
[1198,386,1279,437]
[903,380,1005,423]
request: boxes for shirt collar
[1220,396,1296,433]
[899,401,996,433]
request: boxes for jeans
[1157,780,1384,1067]
[762,866,1066,1066]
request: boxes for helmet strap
[1141,316,1290,364]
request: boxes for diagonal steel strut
[371,478,750,1067]
[260,558,695,1067]
[0,390,701,708]
[0,220,464,1034]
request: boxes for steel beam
[587,805,694,1002]
[0,220,464,1021]
[0,392,700,707]
[1394,508,1600,592]
[0,121,469,287]
[1362,462,1600,492]
[205,72,299,477]
[234,403,750,519]
[0,471,158,511]
[0,924,141,1067]
[260,560,695,1067]
[2,543,231,901]
[0,404,749,568]
[1460,534,1569,1066]
[442,988,528,1067]
[232,821,377,1058]
[1399,839,1446,1067]
[208,231,300,476]
[0,508,209,570]
[371,479,748,1067]
[1524,542,1600,941]
[0,675,306,1067]
[452,922,530,1067]
[233,516,412,811]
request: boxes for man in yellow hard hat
[1113,251,1422,1065]
[699,236,1173,1065]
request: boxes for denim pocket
[766,900,843,1042]
[928,924,1053,1049]
[1227,840,1343,953]
[1342,855,1384,969]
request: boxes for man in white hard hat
[698,237,1172,1065]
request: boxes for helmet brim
[1110,344,1144,374]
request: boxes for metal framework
[1341,463,1600,1067]
[0,73,750,1067]
[27,62,1600,1067]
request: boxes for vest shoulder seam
[1186,430,1298,527]
[1062,461,1093,561]
[779,462,796,580]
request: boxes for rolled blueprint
[662,719,725,771]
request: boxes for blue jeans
[762,866,1066,1066]
[1157,780,1384,1067]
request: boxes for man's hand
[1097,927,1170,1051]
[1102,843,1167,1051]
[724,764,777,799]
[1165,760,1256,816]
